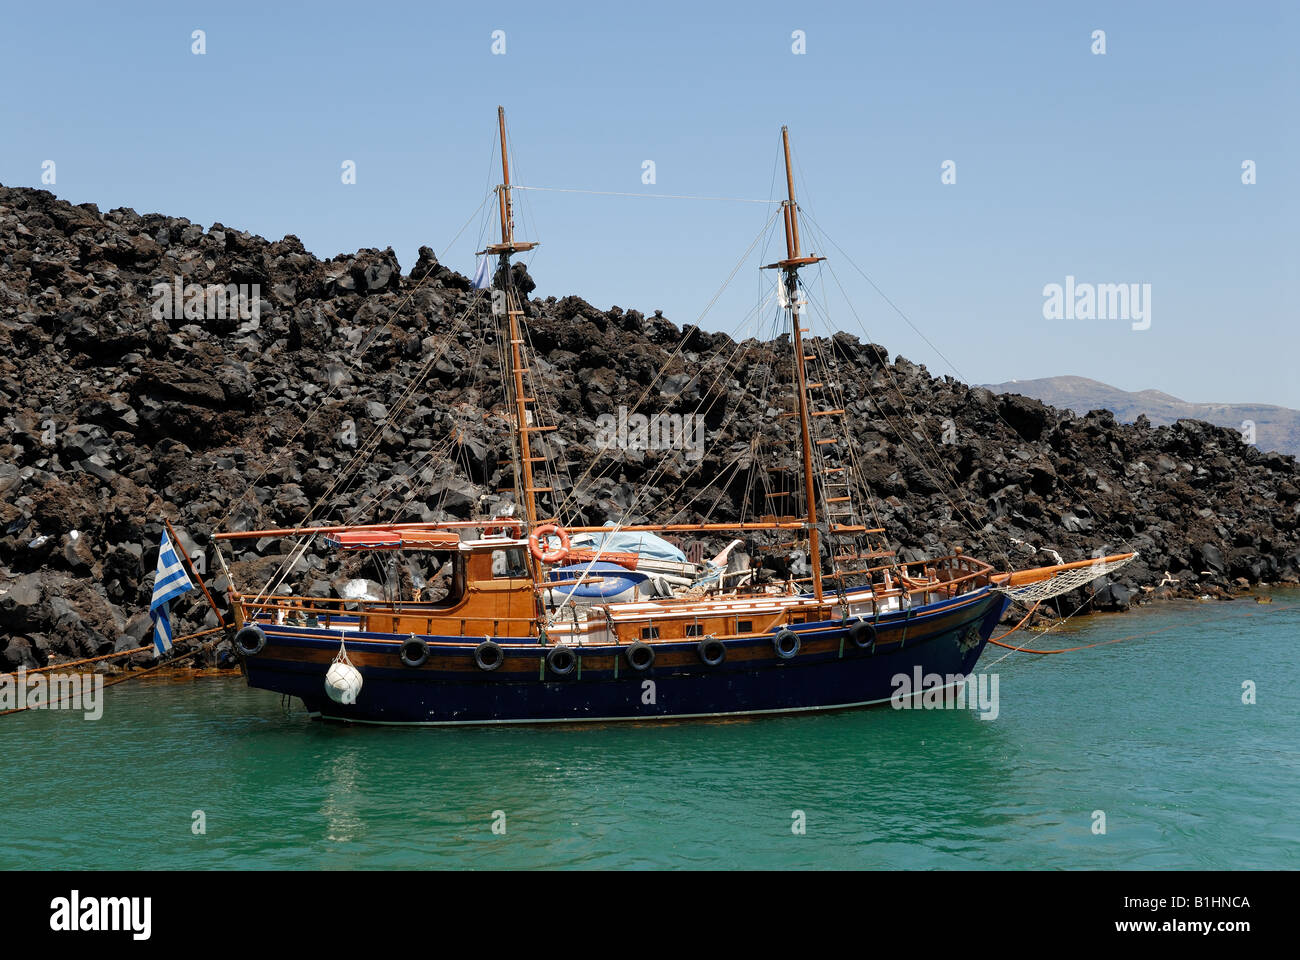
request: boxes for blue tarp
[568,527,687,563]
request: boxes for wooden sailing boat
[212,109,1134,724]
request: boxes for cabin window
[641,626,659,640]
[413,552,464,607]
[491,547,529,579]
[685,623,702,637]
[737,620,753,633]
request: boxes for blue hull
[242,588,1012,725]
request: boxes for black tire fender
[697,636,726,667]
[848,620,877,652]
[234,624,266,656]
[773,629,801,660]
[626,641,655,672]
[546,644,577,677]
[474,639,503,672]
[400,636,429,668]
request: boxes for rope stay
[513,184,781,204]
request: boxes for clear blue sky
[3,0,1295,405]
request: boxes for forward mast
[762,126,827,600]
[479,107,543,533]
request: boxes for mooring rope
[1,644,149,679]
[987,600,1043,644]
[985,595,1290,658]
[0,626,226,681]
[0,628,228,717]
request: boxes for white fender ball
[325,661,363,705]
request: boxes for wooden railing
[234,553,995,645]
[234,592,540,640]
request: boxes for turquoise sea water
[2,594,1297,870]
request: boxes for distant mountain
[982,376,1300,458]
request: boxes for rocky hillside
[983,375,1300,458]
[2,183,1298,670]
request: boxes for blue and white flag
[471,256,492,290]
[150,529,194,656]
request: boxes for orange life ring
[483,517,524,539]
[529,524,570,564]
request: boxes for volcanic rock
[1,181,1297,660]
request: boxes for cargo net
[994,553,1137,605]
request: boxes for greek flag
[150,530,194,655]
[471,256,491,290]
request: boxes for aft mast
[764,126,826,600]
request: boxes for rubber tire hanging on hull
[697,636,726,667]
[546,645,577,677]
[234,624,266,656]
[400,637,429,668]
[849,621,877,652]
[625,641,655,672]
[773,629,801,659]
[474,640,503,672]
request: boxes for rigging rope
[513,185,780,204]
[800,255,1012,572]
[249,286,490,600]
[550,207,782,519]
[216,194,491,532]
[796,207,1139,570]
